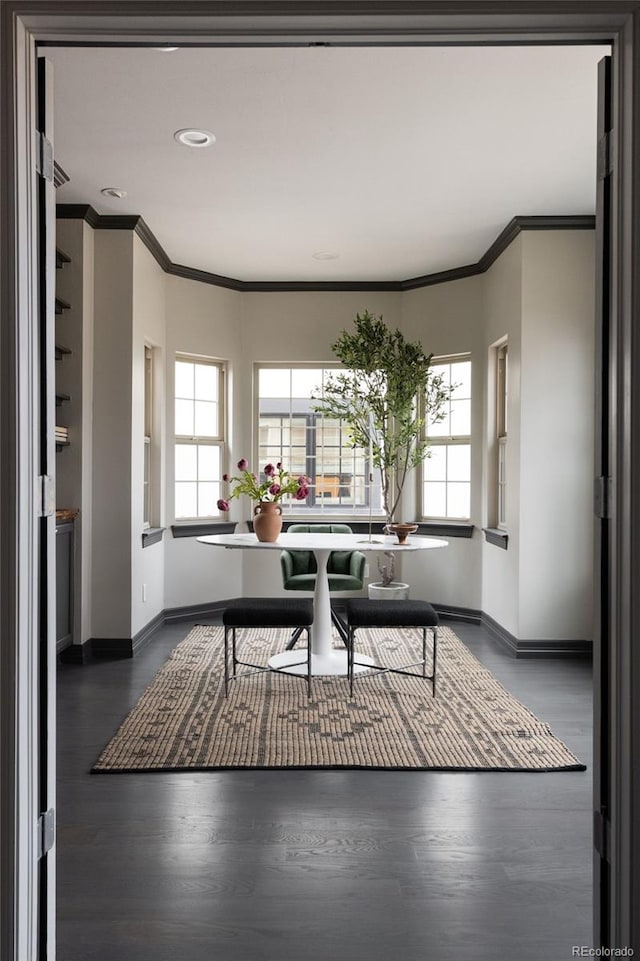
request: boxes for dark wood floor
[57,618,593,961]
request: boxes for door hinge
[36,131,54,183]
[597,130,613,181]
[37,474,55,518]
[38,809,55,859]
[594,476,611,519]
[594,808,610,863]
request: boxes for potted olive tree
[312,310,451,598]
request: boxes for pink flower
[222,473,229,482]
[295,486,309,500]
[264,463,276,477]
[217,498,230,512]
[276,461,283,469]
[269,483,281,496]
[237,458,248,471]
[297,475,310,486]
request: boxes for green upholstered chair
[280,523,366,648]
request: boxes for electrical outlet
[364,564,370,578]
[142,583,147,602]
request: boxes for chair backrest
[284,524,355,577]
[287,523,353,535]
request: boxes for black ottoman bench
[343,599,439,696]
[222,598,314,698]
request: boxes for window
[496,341,508,529]
[422,356,472,520]
[256,365,380,516]
[143,345,153,528]
[174,354,225,520]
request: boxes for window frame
[495,341,508,531]
[254,362,381,518]
[420,353,472,523]
[143,344,153,530]
[174,352,226,522]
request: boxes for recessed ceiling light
[312,251,339,261]
[100,187,127,199]
[153,45,179,52]
[174,128,216,148]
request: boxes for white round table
[197,531,448,677]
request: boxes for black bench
[343,599,439,697]
[222,598,314,698]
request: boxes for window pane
[427,412,450,437]
[194,399,217,437]
[450,399,471,436]
[259,368,291,398]
[175,398,194,436]
[291,368,321,398]
[447,444,471,482]
[451,361,472,399]
[447,482,470,519]
[194,363,217,402]
[175,361,194,399]
[198,445,219,481]
[424,446,446,481]
[175,444,197,481]
[175,482,197,519]
[197,482,218,517]
[424,482,447,517]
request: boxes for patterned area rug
[92,624,585,773]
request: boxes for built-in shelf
[55,392,71,406]
[55,343,72,360]
[56,248,71,269]
[55,296,71,315]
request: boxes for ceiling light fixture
[153,45,179,52]
[173,128,216,148]
[100,187,127,199]
[312,251,339,261]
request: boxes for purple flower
[269,483,281,496]
[217,498,230,512]
[222,473,229,482]
[237,458,248,471]
[297,475,309,486]
[295,486,309,500]
[264,463,276,477]
[276,461,283,470]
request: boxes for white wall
[401,274,485,610]
[91,231,134,638]
[130,237,167,635]
[481,237,523,636]
[239,291,402,596]
[518,230,595,639]
[163,273,244,609]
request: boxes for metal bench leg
[306,628,312,699]
[285,625,305,650]
[432,627,437,697]
[422,627,427,677]
[224,625,230,697]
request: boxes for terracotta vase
[253,501,283,542]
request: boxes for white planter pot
[367,581,410,601]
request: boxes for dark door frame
[2,3,640,959]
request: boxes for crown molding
[56,204,595,292]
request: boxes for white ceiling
[47,44,607,283]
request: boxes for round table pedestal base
[268,649,374,677]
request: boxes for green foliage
[312,310,451,531]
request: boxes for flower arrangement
[217,459,310,512]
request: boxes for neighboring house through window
[174,354,225,520]
[422,355,472,520]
